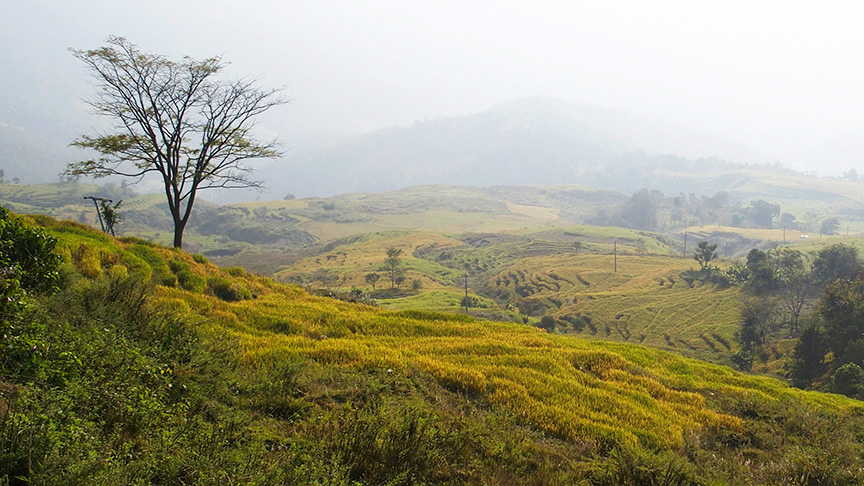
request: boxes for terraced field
[488,254,743,361]
[35,214,864,485]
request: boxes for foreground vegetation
[3,211,864,484]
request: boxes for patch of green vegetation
[379,290,488,312]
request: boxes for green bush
[128,244,175,287]
[207,276,252,302]
[0,207,62,380]
[177,269,205,292]
[0,206,62,293]
[169,259,190,273]
[538,315,557,333]
[832,363,864,398]
[226,266,247,277]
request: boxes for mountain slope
[269,97,776,198]
[5,211,864,484]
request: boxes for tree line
[722,242,864,398]
[590,188,841,234]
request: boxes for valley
[4,158,864,484]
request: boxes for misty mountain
[0,91,86,183]
[806,129,864,176]
[267,98,774,198]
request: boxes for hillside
[4,211,864,484]
[1,181,849,372]
[265,98,778,198]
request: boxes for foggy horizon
[3,0,864,183]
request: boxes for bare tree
[66,36,287,248]
[774,248,812,332]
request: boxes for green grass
[377,290,490,311]
[487,253,743,361]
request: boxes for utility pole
[83,196,111,233]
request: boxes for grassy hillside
[5,212,864,484]
[487,254,743,359]
[273,225,744,364]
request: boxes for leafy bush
[226,266,246,277]
[832,363,864,399]
[177,269,205,292]
[538,315,557,332]
[0,207,62,379]
[128,244,175,286]
[207,276,252,302]
[0,206,62,292]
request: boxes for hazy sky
[3,0,864,173]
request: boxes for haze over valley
[4,1,864,194]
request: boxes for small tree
[748,200,780,228]
[694,241,718,270]
[100,199,122,236]
[539,315,557,333]
[832,363,864,398]
[812,243,861,284]
[382,247,404,289]
[364,272,380,291]
[819,277,864,362]
[774,248,811,332]
[313,268,339,291]
[821,217,840,236]
[737,297,777,350]
[745,248,776,292]
[789,325,827,388]
[66,37,286,248]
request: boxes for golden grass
[491,253,743,356]
[41,215,864,457]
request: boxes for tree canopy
[66,37,286,248]
[693,241,717,270]
[382,247,405,289]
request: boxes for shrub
[539,315,557,333]
[226,266,246,277]
[128,244,174,287]
[832,363,864,399]
[0,206,62,292]
[169,259,190,273]
[207,277,251,302]
[177,269,205,293]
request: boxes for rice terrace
[6,7,864,485]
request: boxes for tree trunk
[173,217,187,248]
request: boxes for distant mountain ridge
[268,97,775,198]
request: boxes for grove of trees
[729,242,864,398]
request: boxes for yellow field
[274,231,465,289]
[35,214,864,469]
[490,253,743,358]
